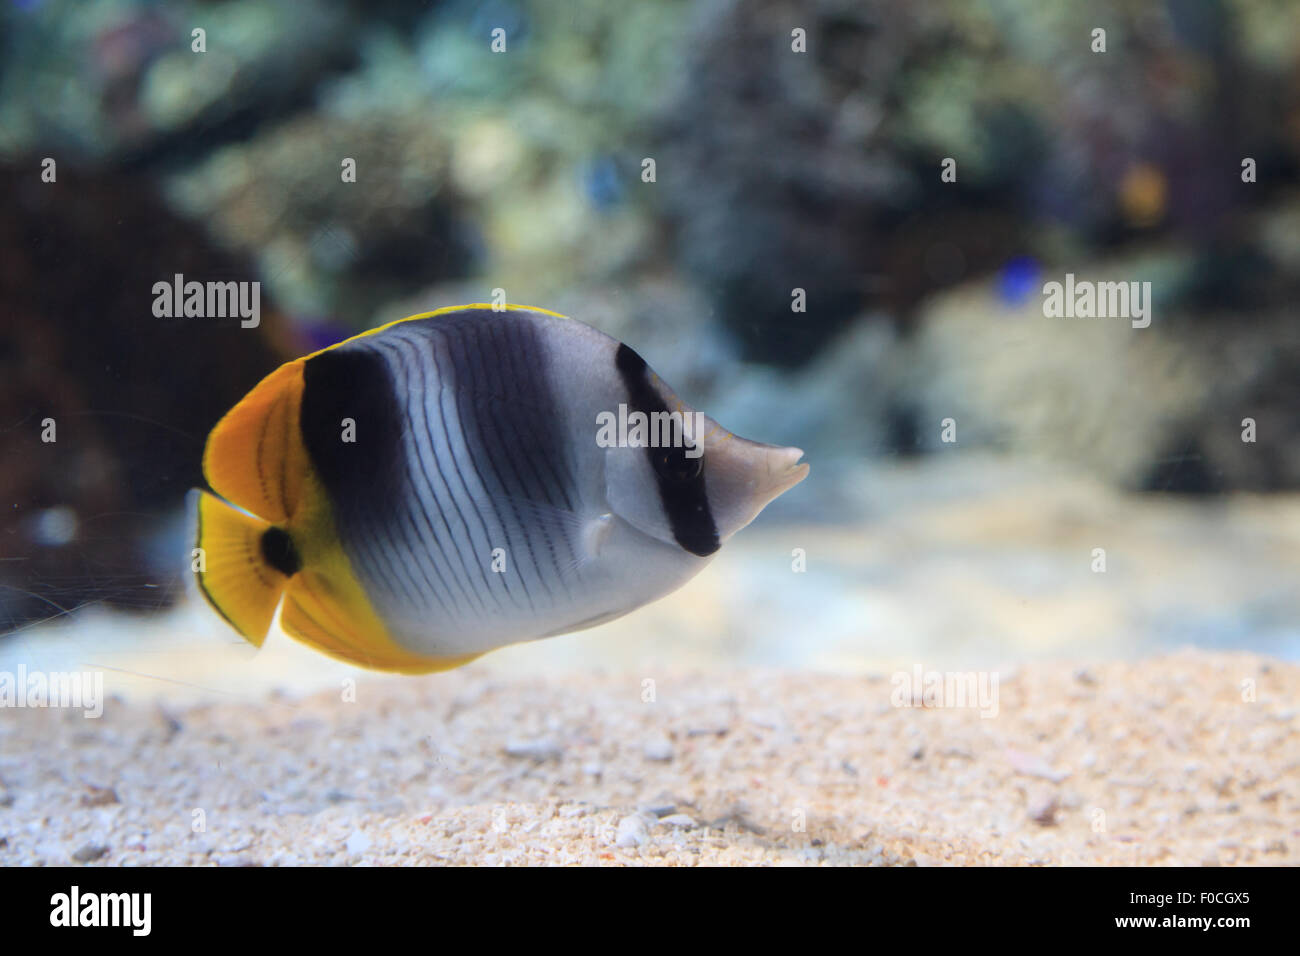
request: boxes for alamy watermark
[0,665,103,718]
[1042,273,1151,328]
[595,404,705,458]
[50,886,150,936]
[152,273,260,328]
[891,665,999,719]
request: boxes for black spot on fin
[261,526,301,576]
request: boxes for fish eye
[653,446,703,484]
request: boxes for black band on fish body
[300,347,407,505]
[300,345,419,610]
[614,343,720,557]
[260,526,301,576]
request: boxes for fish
[190,304,809,673]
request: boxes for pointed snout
[702,430,809,540]
[761,445,811,502]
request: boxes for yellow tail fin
[190,489,289,646]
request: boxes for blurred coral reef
[1,0,1298,633]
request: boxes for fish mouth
[699,433,809,540]
[766,446,810,498]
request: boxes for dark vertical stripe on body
[466,316,580,593]
[614,344,720,557]
[436,327,544,609]
[492,319,577,511]
[422,313,581,602]
[451,321,570,603]
[300,346,442,618]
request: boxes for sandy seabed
[0,650,1295,866]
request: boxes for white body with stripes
[291,307,807,659]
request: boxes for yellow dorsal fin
[202,360,309,523]
[299,303,571,358]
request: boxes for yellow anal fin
[191,489,286,646]
[203,360,309,524]
[281,571,480,675]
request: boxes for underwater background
[2,0,1300,870]
[2,0,1300,681]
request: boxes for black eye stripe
[613,344,719,557]
[654,446,702,483]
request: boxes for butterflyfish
[191,305,808,672]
